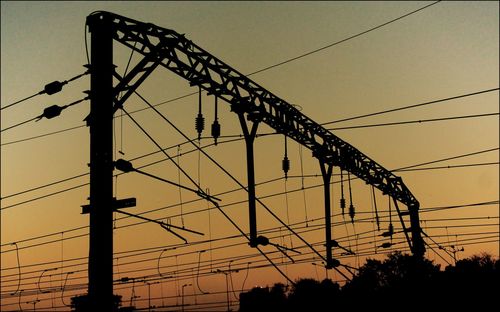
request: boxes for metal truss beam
[87,11,424,257]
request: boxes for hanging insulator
[211,120,220,144]
[340,169,346,215]
[195,87,205,140]
[380,242,393,249]
[40,105,64,120]
[381,223,394,237]
[282,135,290,179]
[211,96,220,144]
[349,203,355,223]
[195,113,205,140]
[256,235,270,246]
[44,80,66,95]
[386,196,393,238]
[347,171,354,222]
[282,155,290,179]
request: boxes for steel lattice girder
[87,11,425,257]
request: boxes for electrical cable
[4,220,495,284]
[396,162,499,172]
[371,186,380,231]
[10,243,21,295]
[1,125,86,146]
[1,116,39,133]
[327,112,499,130]
[0,184,86,211]
[322,87,499,125]
[0,96,89,133]
[207,189,214,271]
[60,272,74,307]
[196,250,208,294]
[240,262,250,294]
[5,151,495,215]
[228,261,239,301]
[1,71,90,111]
[395,148,499,172]
[1,180,498,264]
[177,146,185,228]
[347,171,355,223]
[299,145,309,226]
[84,23,90,65]
[284,180,293,249]
[2,232,496,302]
[134,89,349,281]
[421,234,452,266]
[2,170,497,256]
[247,1,442,76]
[1,102,498,288]
[207,195,296,286]
[2,229,494,291]
[1,236,490,292]
[120,107,202,193]
[1,172,88,201]
[2,89,496,146]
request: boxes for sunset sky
[1,1,498,311]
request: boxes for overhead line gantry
[85,11,425,310]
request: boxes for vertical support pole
[319,161,334,269]
[237,112,259,247]
[393,198,425,259]
[409,203,425,259]
[87,12,114,311]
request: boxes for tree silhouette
[287,278,341,311]
[438,253,499,309]
[239,252,499,311]
[341,251,440,309]
[239,283,287,312]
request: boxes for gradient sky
[1,1,499,311]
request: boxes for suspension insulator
[44,81,65,95]
[340,198,346,210]
[195,113,205,140]
[282,156,290,179]
[211,119,221,144]
[349,203,355,223]
[388,223,394,236]
[41,105,63,119]
[380,242,393,249]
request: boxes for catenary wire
[247,1,442,75]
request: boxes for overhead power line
[396,162,499,172]
[322,87,500,125]
[1,97,89,133]
[3,86,497,147]
[133,90,351,280]
[328,112,499,130]
[248,1,442,75]
[0,70,90,111]
[394,147,499,171]
[1,140,497,211]
[1,125,86,147]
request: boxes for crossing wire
[2,86,497,146]
[328,112,499,130]
[248,1,442,75]
[322,87,499,125]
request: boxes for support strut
[409,203,425,258]
[319,161,339,269]
[237,111,260,247]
